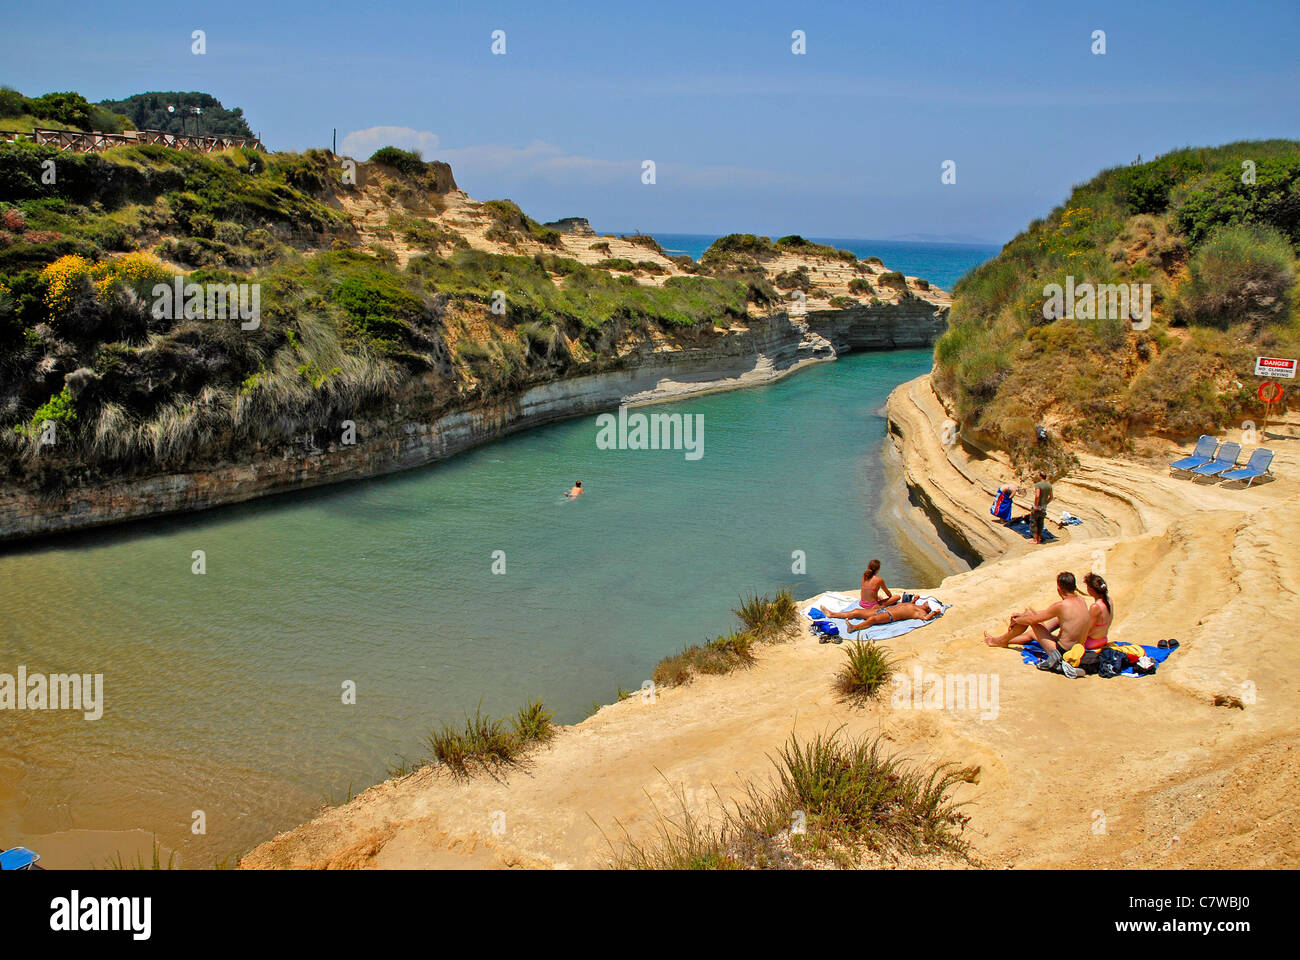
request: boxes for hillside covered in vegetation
[935,140,1300,470]
[0,96,944,499]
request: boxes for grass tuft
[609,729,978,869]
[420,698,557,779]
[834,641,898,701]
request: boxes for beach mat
[1018,640,1175,677]
[1006,515,1058,542]
[808,591,950,642]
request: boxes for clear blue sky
[3,0,1297,243]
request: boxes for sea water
[0,240,993,866]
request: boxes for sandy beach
[241,373,1299,869]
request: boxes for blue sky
[3,0,1297,243]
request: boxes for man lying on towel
[822,596,943,633]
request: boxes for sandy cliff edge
[241,373,1299,870]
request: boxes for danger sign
[1255,356,1297,379]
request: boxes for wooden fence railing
[0,127,264,154]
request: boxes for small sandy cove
[242,374,1299,870]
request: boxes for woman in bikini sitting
[1080,572,1113,649]
[852,559,895,615]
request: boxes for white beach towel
[808,591,950,642]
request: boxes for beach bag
[1078,650,1102,675]
[1131,655,1158,676]
[991,491,1012,522]
[1097,646,1128,679]
[1112,643,1145,663]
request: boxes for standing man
[1031,471,1053,544]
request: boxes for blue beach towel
[1005,515,1058,542]
[990,489,1013,524]
[1017,640,1174,677]
[808,592,951,642]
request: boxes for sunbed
[0,846,41,870]
[1190,441,1241,477]
[1220,448,1274,487]
[1170,435,1219,472]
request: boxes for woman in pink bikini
[856,559,895,613]
[1081,572,1113,650]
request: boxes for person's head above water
[574,481,582,488]
[1056,571,1078,595]
[864,559,881,580]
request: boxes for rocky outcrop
[542,217,596,236]
[0,299,947,542]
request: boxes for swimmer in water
[566,480,583,499]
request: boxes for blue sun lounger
[0,846,41,870]
[1191,441,1241,478]
[1220,448,1274,487]
[1170,435,1219,473]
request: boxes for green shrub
[28,91,95,129]
[0,87,29,119]
[28,385,77,436]
[652,630,757,687]
[834,642,897,701]
[425,699,555,778]
[702,233,777,263]
[612,729,977,869]
[1178,153,1300,247]
[512,698,556,743]
[733,588,798,640]
[369,145,426,177]
[773,266,812,291]
[1177,224,1295,330]
[330,274,422,345]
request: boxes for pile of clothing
[1021,639,1179,678]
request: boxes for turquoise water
[0,348,937,865]
[634,234,1000,292]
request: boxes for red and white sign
[1255,356,1297,379]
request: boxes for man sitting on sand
[822,596,942,633]
[982,571,1090,671]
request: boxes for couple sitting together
[820,559,944,633]
[982,570,1114,678]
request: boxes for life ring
[1258,381,1284,404]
